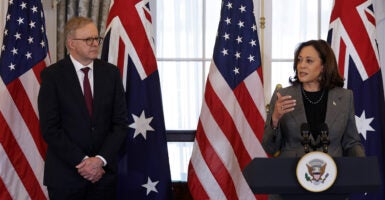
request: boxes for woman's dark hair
[289,39,344,89]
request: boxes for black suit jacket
[38,56,128,188]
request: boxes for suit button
[91,127,95,131]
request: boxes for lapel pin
[333,101,336,106]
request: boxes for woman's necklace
[301,87,325,104]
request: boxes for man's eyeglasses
[72,37,103,46]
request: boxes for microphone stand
[301,123,311,153]
[301,134,310,153]
[320,130,330,153]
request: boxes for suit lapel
[325,88,341,129]
[288,85,307,125]
[63,57,91,118]
[288,86,342,127]
[92,61,104,119]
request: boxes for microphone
[300,123,310,153]
[319,123,330,153]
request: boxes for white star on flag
[29,21,36,28]
[223,33,230,40]
[142,177,159,195]
[249,39,256,46]
[20,2,27,9]
[355,110,375,140]
[226,2,232,9]
[233,67,240,74]
[224,17,231,24]
[239,5,246,13]
[31,6,38,13]
[129,110,154,139]
[234,51,241,59]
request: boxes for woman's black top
[301,88,328,139]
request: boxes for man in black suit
[38,16,128,200]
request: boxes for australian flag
[101,0,173,199]
[328,0,385,199]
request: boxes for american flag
[0,0,49,199]
[187,0,267,199]
[101,0,173,199]
[328,0,385,199]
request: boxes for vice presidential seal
[296,151,337,192]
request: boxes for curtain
[0,0,8,50]
[375,0,385,94]
[56,0,111,60]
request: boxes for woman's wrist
[271,117,279,129]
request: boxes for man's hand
[76,157,105,183]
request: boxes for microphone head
[319,123,328,135]
[275,84,282,90]
[301,123,310,135]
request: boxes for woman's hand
[271,92,296,128]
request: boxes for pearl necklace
[301,87,325,104]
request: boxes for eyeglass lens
[85,37,103,45]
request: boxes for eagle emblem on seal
[305,158,329,185]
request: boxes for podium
[242,156,381,200]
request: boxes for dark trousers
[47,183,116,200]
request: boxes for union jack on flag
[187,0,267,199]
[328,0,385,199]
[0,0,49,199]
[101,0,173,199]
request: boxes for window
[155,0,221,181]
[268,0,333,97]
[155,0,333,181]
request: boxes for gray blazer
[262,84,365,158]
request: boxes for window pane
[168,142,193,181]
[270,62,295,95]
[320,0,333,39]
[156,0,203,58]
[205,0,221,59]
[272,0,318,59]
[158,61,203,130]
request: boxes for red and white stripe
[105,0,156,83]
[0,58,49,200]
[188,62,267,200]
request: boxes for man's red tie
[81,67,93,116]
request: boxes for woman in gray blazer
[262,40,365,200]
[262,39,365,158]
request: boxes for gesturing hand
[271,92,296,128]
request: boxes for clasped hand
[76,157,105,183]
